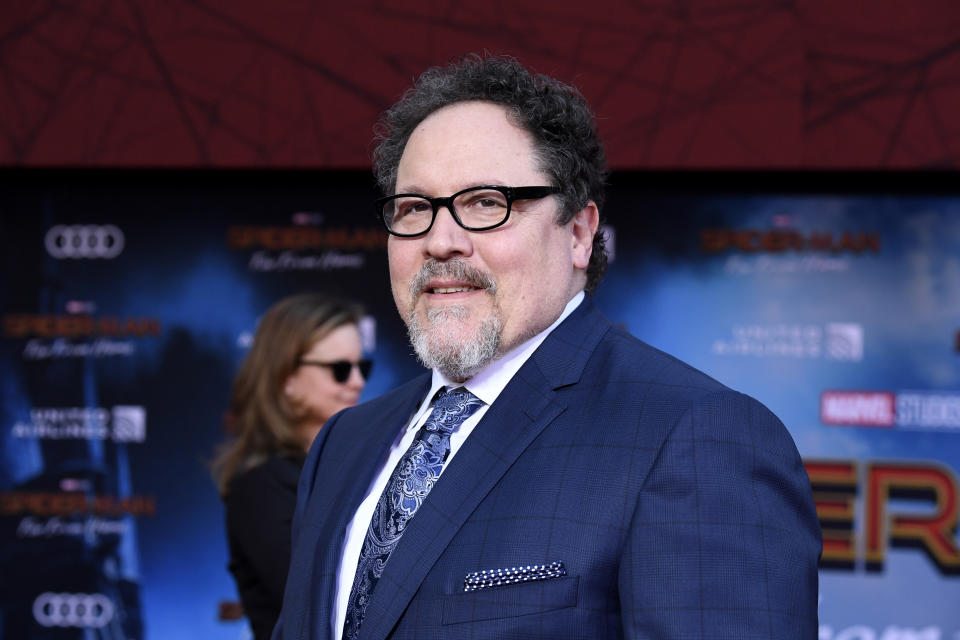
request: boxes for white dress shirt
[332,291,584,638]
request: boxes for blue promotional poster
[2,171,958,639]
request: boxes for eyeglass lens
[329,359,373,383]
[383,187,511,235]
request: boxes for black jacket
[226,455,303,640]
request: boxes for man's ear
[571,201,600,270]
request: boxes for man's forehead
[395,102,543,192]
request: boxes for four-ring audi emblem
[32,592,114,628]
[45,225,125,259]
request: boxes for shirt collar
[413,290,585,429]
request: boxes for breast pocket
[441,576,579,625]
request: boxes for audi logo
[33,592,114,628]
[45,225,125,259]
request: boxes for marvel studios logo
[821,391,960,430]
[12,406,147,442]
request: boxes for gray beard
[402,258,503,381]
[406,303,502,382]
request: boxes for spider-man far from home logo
[700,229,880,254]
[805,460,960,575]
[699,226,883,276]
[700,228,881,254]
[226,214,387,272]
[2,313,162,360]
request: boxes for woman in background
[212,293,370,640]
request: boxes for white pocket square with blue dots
[463,561,567,592]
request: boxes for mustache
[408,258,497,300]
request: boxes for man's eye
[462,193,507,209]
[410,201,432,213]
[396,200,431,217]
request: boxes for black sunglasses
[298,358,373,383]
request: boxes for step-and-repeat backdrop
[2,172,958,639]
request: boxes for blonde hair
[212,293,363,496]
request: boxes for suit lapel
[295,375,430,640]
[358,300,610,640]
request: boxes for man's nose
[423,205,472,258]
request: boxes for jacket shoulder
[227,455,303,501]
[595,326,729,394]
[333,372,431,425]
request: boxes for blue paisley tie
[342,387,484,640]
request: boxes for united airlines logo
[12,406,147,442]
[111,406,146,441]
[45,225,125,259]
[712,323,864,361]
[824,323,863,361]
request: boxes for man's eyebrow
[393,184,429,195]
[394,181,508,195]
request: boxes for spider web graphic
[803,0,960,168]
[0,0,958,168]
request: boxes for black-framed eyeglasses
[298,359,373,383]
[375,185,560,237]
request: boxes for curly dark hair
[372,54,609,294]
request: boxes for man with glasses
[273,55,820,640]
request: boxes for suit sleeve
[619,390,821,639]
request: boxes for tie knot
[435,386,477,406]
[425,387,484,435]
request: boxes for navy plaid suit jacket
[273,298,821,639]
